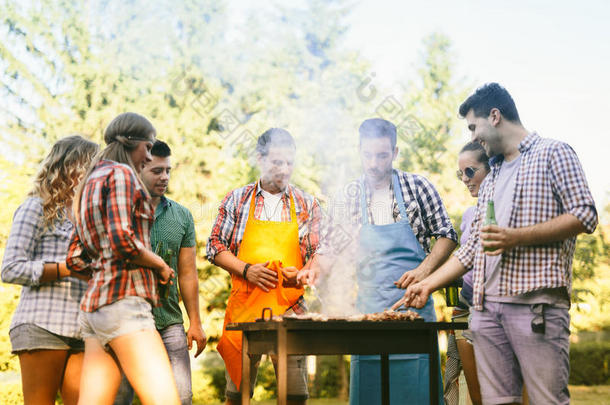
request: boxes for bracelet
[56,262,60,280]
[242,263,251,280]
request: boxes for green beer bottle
[483,200,497,252]
[445,283,459,307]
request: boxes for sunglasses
[531,303,545,334]
[456,166,481,180]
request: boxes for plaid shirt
[206,181,321,265]
[67,160,158,312]
[455,133,598,311]
[1,197,87,338]
[320,169,457,255]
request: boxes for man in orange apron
[206,128,322,405]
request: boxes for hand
[297,266,319,286]
[158,262,175,285]
[281,266,301,287]
[391,281,431,310]
[394,265,429,289]
[480,225,518,255]
[187,323,207,358]
[246,261,278,292]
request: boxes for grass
[205,386,610,405]
[570,385,610,405]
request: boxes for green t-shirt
[151,196,197,330]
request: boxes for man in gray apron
[304,118,457,404]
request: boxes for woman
[67,112,179,405]
[1,135,99,405]
[445,141,490,405]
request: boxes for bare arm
[482,213,588,255]
[177,246,206,357]
[129,248,174,284]
[392,255,468,310]
[39,262,90,283]
[395,237,457,288]
[213,251,277,292]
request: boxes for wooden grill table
[227,318,467,405]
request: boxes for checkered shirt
[66,160,158,312]
[206,181,321,266]
[1,197,87,338]
[320,169,457,255]
[455,133,598,311]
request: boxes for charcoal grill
[226,308,467,405]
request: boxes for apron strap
[392,172,408,219]
[360,171,407,224]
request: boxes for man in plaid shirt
[207,128,321,404]
[396,83,598,404]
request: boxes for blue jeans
[114,324,192,405]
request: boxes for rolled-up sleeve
[103,167,143,260]
[550,142,597,234]
[416,176,458,242]
[206,191,236,262]
[66,229,91,273]
[1,198,45,286]
[301,197,322,261]
[454,213,480,271]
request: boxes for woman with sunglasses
[445,141,490,405]
[67,113,179,405]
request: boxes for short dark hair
[151,140,171,157]
[256,128,295,156]
[459,83,521,123]
[359,118,397,149]
[460,141,490,172]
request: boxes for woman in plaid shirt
[1,135,98,405]
[66,113,179,405]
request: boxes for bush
[569,341,610,385]
[0,382,23,405]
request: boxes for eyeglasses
[531,303,545,334]
[456,166,481,181]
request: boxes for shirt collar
[256,179,291,197]
[489,132,538,167]
[155,195,170,219]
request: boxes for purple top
[459,206,476,306]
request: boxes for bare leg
[18,350,69,405]
[456,339,482,405]
[522,385,529,405]
[60,351,84,405]
[110,329,180,405]
[77,338,122,405]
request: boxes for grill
[227,309,467,405]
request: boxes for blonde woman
[2,135,99,405]
[67,112,179,405]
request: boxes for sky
[341,0,610,210]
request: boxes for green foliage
[311,356,349,399]
[0,382,23,404]
[569,341,610,385]
[0,285,20,372]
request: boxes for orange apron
[217,186,304,389]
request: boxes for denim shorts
[10,323,84,354]
[78,296,156,349]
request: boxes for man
[395,83,598,404]
[206,128,321,405]
[115,140,207,405]
[302,118,457,404]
